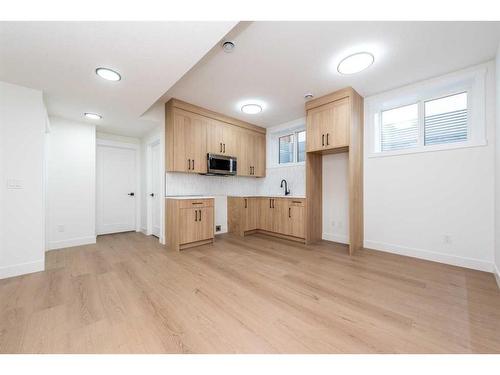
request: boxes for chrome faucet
[280,179,290,196]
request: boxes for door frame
[146,138,161,238]
[96,138,141,235]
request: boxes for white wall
[495,45,500,284]
[364,61,496,272]
[47,117,96,250]
[0,81,47,279]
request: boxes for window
[381,103,418,151]
[424,92,468,146]
[277,129,306,165]
[367,65,486,156]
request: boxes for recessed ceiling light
[337,52,374,75]
[304,93,314,100]
[84,112,102,120]
[222,41,235,53]
[241,104,262,114]
[95,67,121,81]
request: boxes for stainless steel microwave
[207,154,237,176]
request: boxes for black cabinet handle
[194,210,197,221]
[326,133,330,146]
[149,193,154,197]
[244,198,247,208]
[289,207,291,218]
[220,142,222,152]
[128,192,135,196]
[223,143,226,153]
[322,134,325,146]
[199,209,202,221]
[192,160,195,170]
[188,159,191,170]
[269,199,271,208]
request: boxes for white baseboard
[322,232,349,244]
[494,263,500,289]
[364,240,493,272]
[0,259,44,280]
[48,235,96,251]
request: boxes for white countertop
[228,195,306,199]
[166,195,215,200]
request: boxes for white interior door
[150,141,161,237]
[97,144,137,235]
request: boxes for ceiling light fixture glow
[96,67,121,81]
[84,112,102,120]
[337,52,374,75]
[241,103,262,114]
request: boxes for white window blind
[424,92,468,146]
[279,134,294,164]
[381,103,419,152]
[297,130,306,162]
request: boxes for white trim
[322,232,349,244]
[366,63,488,158]
[48,235,96,250]
[364,240,494,272]
[96,138,139,150]
[0,259,44,280]
[146,138,161,237]
[494,263,500,289]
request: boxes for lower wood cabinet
[228,196,305,242]
[166,198,214,251]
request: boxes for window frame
[271,126,306,168]
[366,65,487,158]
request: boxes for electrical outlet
[57,225,65,233]
[443,235,452,244]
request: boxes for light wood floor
[1,232,499,353]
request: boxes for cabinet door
[259,198,274,231]
[289,204,305,238]
[323,97,350,149]
[306,106,326,152]
[179,208,200,244]
[198,207,214,240]
[237,130,252,176]
[207,120,225,155]
[273,199,290,235]
[253,133,266,177]
[222,124,238,157]
[173,109,208,173]
[243,198,259,231]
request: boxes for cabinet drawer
[178,199,214,209]
[288,199,305,207]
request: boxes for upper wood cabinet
[166,99,266,177]
[238,130,266,177]
[306,96,350,152]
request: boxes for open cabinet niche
[305,87,364,255]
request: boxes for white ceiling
[161,21,500,128]
[0,21,237,136]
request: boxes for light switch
[6,179,23,189]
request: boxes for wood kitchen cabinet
[207,119,239,157]
[238,130,266,177]
[166,198,214,251]
[168,107,207,174]
[306,96,349,152]
[166,99,266,177]
[228,196,306,242]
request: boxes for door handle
[188,159,191,170]
[149,193,154,197]
[326,133,329,146]
[220,142,222,152]
[322,134,325,146]
[244,198,247,208]
[194,210,198,221]
[289,207,291,218]
[192,159,195,170]
[272,199,275,208]
[199,209,202,221]
[223,143,225,153]
[128,192,135,196]
[269,199,271,208]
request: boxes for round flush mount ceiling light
[241,103,262,114]
[95,67,121,81]
[337,52,374,75]
[84,112,102,120]
[222,41,236,53]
